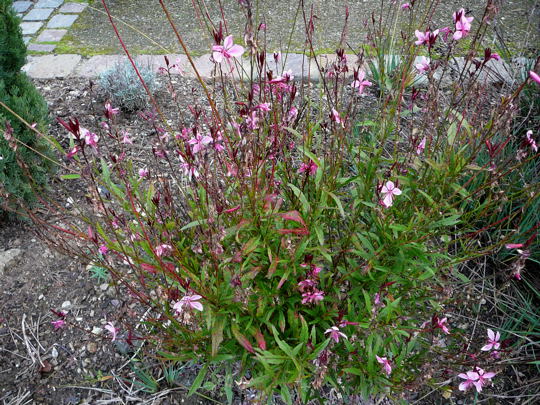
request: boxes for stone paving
[13,0,87,51]
[10,0,533,86]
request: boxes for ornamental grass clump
[10,0,539,402]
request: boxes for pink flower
[401,3,411,10]
[301,290,325,304]
[490,52,501,61]
[104,101,120,119]
[298,160,318,176]
[415,56,430,74]
[121,131,133,144]
[81,127,99,148]
[435,317,450,334]
[458,370,479,392]
[505,243,524,249]
[380,181,402,208]
[376,355,392,376]
[298,279,316,292]
[66,145,79,159]
[155,244,172,257]
[453,20,472,40]
[138,167,149,179]
[525,130,538,152]
[51,319,65,329]
[351,70,372,94]
[255,102,271,112]
[331,108,343,125]
[415,29,439,46]
[452,9,474,40]
[98,245,108,255]
[188,134,213,154]
[173,294,204,312]
[324,326,348,343]
[416,137,426,155]
[179,157,199,180]
[473,368,496,392]
[105,321,119,341]
[246,110,259,130]
[530,71,540,85]
[212,35,244,63]
[481,329,501,351]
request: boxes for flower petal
[228,45,245,58]
[223,35,234,49]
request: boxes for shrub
[99,60,159,112]
[32,0,539,402]
[0,0,54,213]
[0,0,26,84]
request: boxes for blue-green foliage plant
[99,60,159,112]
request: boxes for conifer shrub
[0,0,26,84]
[0,0,55,213]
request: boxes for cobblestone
[47,13,78,28]
[27,43,57,53]
[20,21,43,35]
[12,1,32,13]
[35,0,64,8]
[36,29,67,42]
[59,2,87,13]
[23,8,54,21]
[24,54,81,79]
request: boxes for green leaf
[313,224,325,246]
[299,314,309,343]
[447,122,457,145]
[60,173,81,180]
[325,191,345,218]
[288,183,310,214]
[281,385,293,405]
[211,316,225,357]
[181,219,208,231]
[343,367,363,376]
[187,364,208,397]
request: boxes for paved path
[22,52,530,90]
[14,0,87,52]
[12,1,533,86]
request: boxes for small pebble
[100,283,108,291]
[86,342,98,353]
[61,300,72,309]
[51,347,58,358]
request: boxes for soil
[0,77,215,405]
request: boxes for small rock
[38,294,44,300]
[110,299,121,308]
[91,327,102,335]
[99,283,109,291]
[61,300,72,309]
[89,310,94,317]
[86,342,98,353]
[0,248,23,275]
[51,347,58,358]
